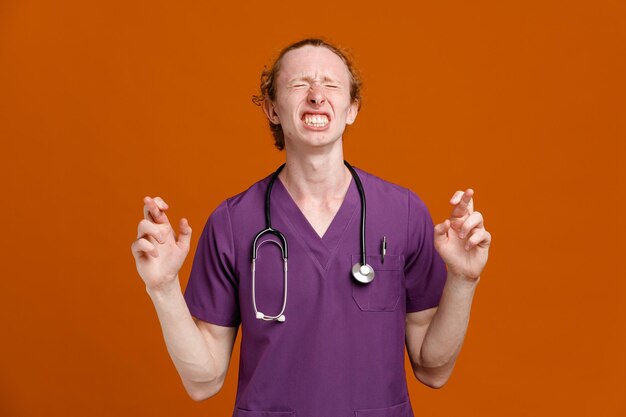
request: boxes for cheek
[333,100,354,120]
[328,92,351,108]
[275,97,302,122]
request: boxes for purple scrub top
[184,167,448,417]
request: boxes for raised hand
[433,189,491,281]
[130,196,192,291]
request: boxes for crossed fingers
[135,196,171,258]
[450,188,474,219]
[458,211,484,239]
[448,188,489,251]
[143,196,169,223]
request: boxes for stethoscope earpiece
[256,311,286,322]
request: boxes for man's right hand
[131,196,192,291]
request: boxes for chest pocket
[351,254,404,312]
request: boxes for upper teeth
[304,114,329,127]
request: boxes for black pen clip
[381,236,387,263]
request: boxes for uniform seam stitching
[224,200,237,280]
[223,200,240,325]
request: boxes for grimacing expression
[263,45,359,151]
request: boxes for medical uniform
[184,167,447,417]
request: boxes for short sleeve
[405,191,448,313]
[183,200,241,327]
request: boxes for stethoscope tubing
[252,239,288,321]
[343,161,368,268]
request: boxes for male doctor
[131,38,491,417]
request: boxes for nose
[308,84,325,105]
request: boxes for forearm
[416,273,479,383]
[146,277,220,390]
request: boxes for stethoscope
[251,160,375,323]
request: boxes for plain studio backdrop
[0,1,624,416]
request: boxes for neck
[279,144,351,202]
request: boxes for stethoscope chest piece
[352,263,375,284]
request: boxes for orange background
[1,1,625,416]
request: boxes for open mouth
[302,113,329,128]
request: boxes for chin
[283,127,345,150]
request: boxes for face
[263,45,359,151]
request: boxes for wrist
[146,276,182,300]
[446,272,480,292]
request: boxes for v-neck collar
[271,167,365,272]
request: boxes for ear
[262,99,281,125]
[345,99,359,125]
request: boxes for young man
[131,38,491,417]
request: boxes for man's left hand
[433,189,491,281]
